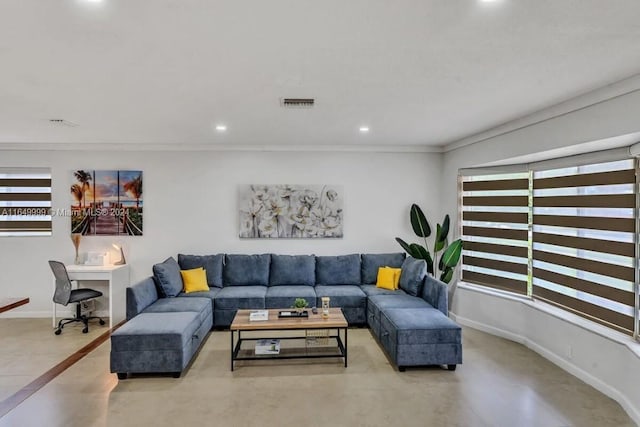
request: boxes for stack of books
[255,339,280,355]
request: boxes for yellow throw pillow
[387,267,402,289]
[180,267,209,293]
[376,267,396,290]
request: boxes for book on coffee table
[249,310,269,321]
[255,339,280,355]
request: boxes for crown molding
[0,142,443,154]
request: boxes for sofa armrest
[126,277,160,320]
[420,275,448,316]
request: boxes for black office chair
[49,260,106,335]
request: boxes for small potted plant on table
[292,298,309,314]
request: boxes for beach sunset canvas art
[71,170,143,236]
[239,185,343,238]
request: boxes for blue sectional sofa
[110,253,462,378]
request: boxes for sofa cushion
[214,285,267,310]
[361,252,406,284]
[178,254,224,288]
[269,255,316,286]
[111,312,201,352]
[142,297,212,326]
[369,294,432,312]
[265,285,317,309]
[152,257,183,297]
[314,285,366,308]
[381,308,461,345]
[359,285,406,297]
[224,254,270,286]
[316,254,361,285]
[398,257,427,297]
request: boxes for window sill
[456,281,640,359]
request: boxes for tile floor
[0,320,635,427]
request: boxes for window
[460,157,639,338]
[532,159,636,335]
[461,171,530,295]
[0,168,52,236]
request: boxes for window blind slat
[0,178,52,187]
[463,255,527,275]
[533,169,635,189]
[0,193,51,202]
[533,215,635,232]
[534,194,635,208]
[463,211,528,224]
[0,221,53,231]
[463,241,528,258]
[462,196,528,207]
[463,179,529,191]
[463,226,528,241]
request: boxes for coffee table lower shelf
[231,332,347,371]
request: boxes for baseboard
[0,310,108,319]
[451,312,640,426]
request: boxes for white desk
[52,264,130,330]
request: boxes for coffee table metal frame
[230,308,348,371]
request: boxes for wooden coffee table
[230,308,348,371]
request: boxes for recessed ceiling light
[480,0,500,3]
[359,126,370,133]
[215,125,227,132]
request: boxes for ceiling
[1,0,640,150]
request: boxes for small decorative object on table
[292,298,308,314]
[70,233,82,265]
[321,296,330,319]
[249,310,269,321]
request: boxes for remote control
[312,307,318,314]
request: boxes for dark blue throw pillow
[398,257,427,297]
[152,257,183,297]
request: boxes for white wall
[0,149,441,317]
[442,84,640,424]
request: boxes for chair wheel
[54,328,62,335]
[99,319,106,325]
[82,327,88,334]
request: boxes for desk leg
[230,330,234,372]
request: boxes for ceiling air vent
[49,119,79,127]
[281,98,315,108]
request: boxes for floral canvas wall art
[239,185,343,238]
[71,170,143,236]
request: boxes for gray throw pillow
[398,257,427,297]
[152,257,183,297]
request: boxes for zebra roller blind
[0,168,52,236]
[532,159,636,335]
[461,171,530,295]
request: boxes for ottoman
[110,311,211,379]
[379,308,462,371]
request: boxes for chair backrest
[49,260,72,306]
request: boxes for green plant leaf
[434,224,446,252]
[438,215,450,243]
[441,239,463,268]
[424,251,434,275]
[395,237,413,256]
[410,204,431,238]
[409,243,429,260]
[439,267,453,284]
